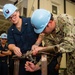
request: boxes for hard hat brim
[34,24,47,34]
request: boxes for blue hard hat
[3,4,17,19]
[1,33,7,39]
[31,9,51,33]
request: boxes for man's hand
[8,44,22,57]
[31,44,38,51]
[55,64,60,70]
[25,61,40,72]
[32,47,43,55]
[13,46,22,57]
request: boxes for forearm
[35,38,42,46]
[35,33,45,46]
[8,44,16,51]
[8,44,22,57]
[2,50,12,55]
[0,53,6,57]
[57,56,62,65]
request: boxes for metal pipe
[64,0,66,13]
[14,0,18,5]
[38,0,40,9]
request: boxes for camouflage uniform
[66,15,75,75]
[54,14,74,53]
[38,14,74,75]
[36,14,74,75]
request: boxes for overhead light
[0,9,3,12]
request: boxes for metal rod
[64,0,66,13]
[41,54,47,75]
[38,0,40,9]
[13,59,19,75]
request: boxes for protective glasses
[2,38,7,40]
[8,11,17,20]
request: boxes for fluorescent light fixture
[0,9,3,12]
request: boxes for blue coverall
[0,44,8,75]
[7,17,41,75]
